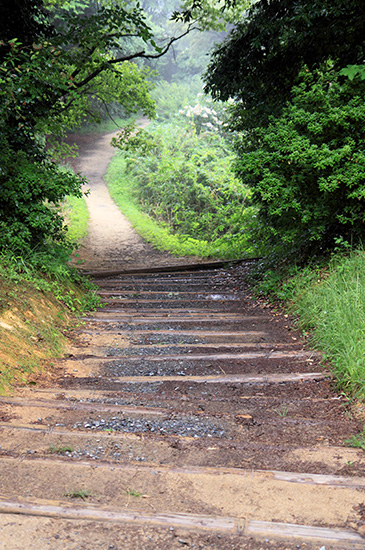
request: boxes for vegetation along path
[0,134,364,550]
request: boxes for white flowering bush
[178,94,227,135]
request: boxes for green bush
[151,79,202,121]
[0,142,84,255]
[112,121,259,257]
[233,64,365,259]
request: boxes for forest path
[0,132,363,549]
[68,126,199,271]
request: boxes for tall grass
[105,154,254,259]
[289,249,365,398]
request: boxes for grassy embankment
[0,257,99,394]
[253,250,365,401]
[255,250,365,448]
[0,194,96,394]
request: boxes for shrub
[233,64,365,259]
[112,122,255,248]
[0,142,84,255]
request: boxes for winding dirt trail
[0,132,364,549]
[68,129,199,271]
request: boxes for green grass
[105,154,253,260]
[126,488,142,498]
[49,444,74,454]
[63,195,90,243]
[344,428,365,451]
[255,249,365,399]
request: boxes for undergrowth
[345,428,365,451]
[106,153,257,260]
[0,249,100,313]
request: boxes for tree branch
[74,23,197,90]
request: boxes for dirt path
[68,130,199,271]
[0,134,364,549]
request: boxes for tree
[0,0,194,256]
[233,65,365,256]
[202,0,365,258]
[205,0,365,126]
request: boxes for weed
[49,445,74,454]
[65,489,91,500]
[273,404,289,417]
[126,488,142,498]
[344,428,365,451]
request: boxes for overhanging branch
[74,23,197,90]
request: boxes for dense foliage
[112,117,257,256]
[202,0,365,260]
[205,0,365,127]
[233,65,365,257]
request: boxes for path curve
[68,129,199,271]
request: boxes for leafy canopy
[0,0,195,256]
[205,0,365,126]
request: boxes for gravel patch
[74,414,228,438]
[100,359,222,377]
[128,334,204,346]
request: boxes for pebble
[75,414,227,438]
[102,357,221,377]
